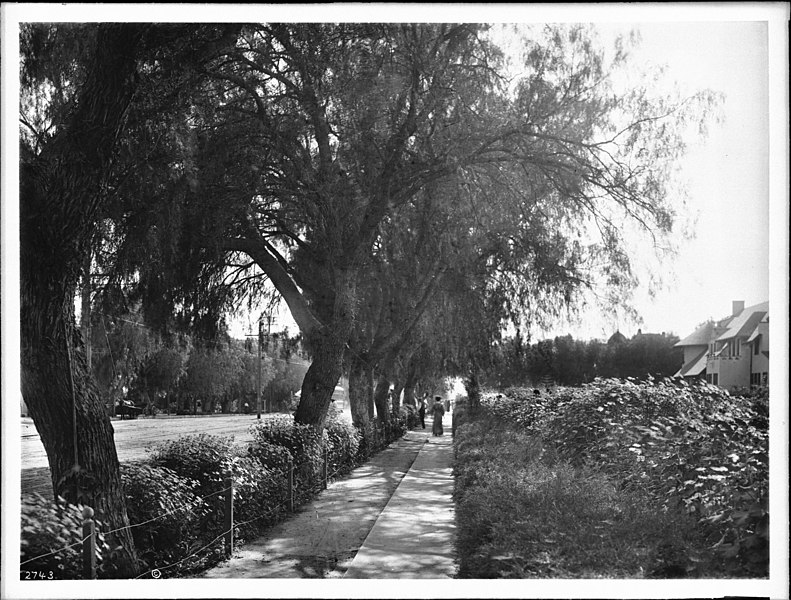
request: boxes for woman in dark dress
[431,396,445,436]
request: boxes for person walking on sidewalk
[418,399,426,429]
[431,396,445,436]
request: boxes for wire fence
[19,432,383,580]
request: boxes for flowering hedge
[481,379,769,575]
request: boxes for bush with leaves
[453,418,712,578]
[144,433,285,570]
[401,403,419,430]
[120,463,205,570]
[324,410,361,478]
[487,378,769,576]
[147,433,244,544]
[148,433,236,495]
[249,415,323,501]
[21,494,108,579]
[481,388,562,430]
[225,451,283,534]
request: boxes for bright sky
[545,20,774,340]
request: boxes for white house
[674,300,769,389]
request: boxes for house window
[734,339,740,356]
[754,336,760,355]
[762,372,768,385]
[706,373,712,384]
[712,373,719,385]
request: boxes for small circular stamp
[151,569,162,579]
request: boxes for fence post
[287,456,294,512]
[322,443,328,490]
[81,506,96,580]
[224,475,234,557]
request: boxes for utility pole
[264,314,276,414]
[256,318,263,419]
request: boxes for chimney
[732,300,745,316]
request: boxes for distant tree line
[482,331,683,389]
[90,307,308,416]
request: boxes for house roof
[716,302,769,341]
[747,316,770,343]
[675,320,728,347]
[675,347,708,377]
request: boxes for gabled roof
[675,320,729,347]
[675,347,708,377]
[747,319,769,343]
[716,302,769,341]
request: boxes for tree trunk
[373,374,391,425]
[348,354,373,429]
[293,327,347,430]
[80,253,92,371]
[464,370,481,415]
[392,382,404,414]
[22,317,139,575]
[401,360,418,408]
[402,383,416,408]
[20,24,144,577]
[294,268,359,430]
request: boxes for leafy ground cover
[20,406,411,578]
[453,379,768,578]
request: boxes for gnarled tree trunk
[373,374,391,425]
[294,270,358,430]
[20,24,144,576]
[347,353,373,429]
[392,382,404,414]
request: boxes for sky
[541,19,774,340]
[609,21,770,337]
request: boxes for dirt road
[20,414,269,496]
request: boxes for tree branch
[211,236,324,335]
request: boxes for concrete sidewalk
[343,429,456,579]
[201,430,426,578]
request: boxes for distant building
[674,300,769,389]
[607,330,627,345]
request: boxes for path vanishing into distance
[202,416,457,579]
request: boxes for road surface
[20,413,273,497]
